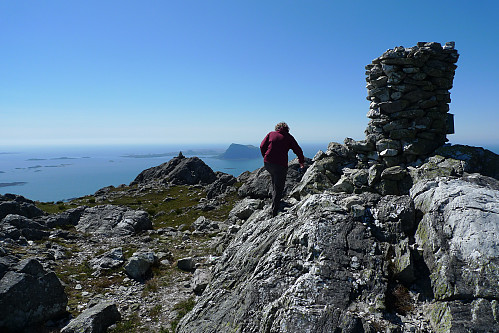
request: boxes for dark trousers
[264,162,287,217]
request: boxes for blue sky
[2,1,498,147]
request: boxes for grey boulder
[0,258,68,332]
[412,175,499,331]
[61,302,121,333]
[89,247,125,271]
[229,198,263,220]
[0,194,44,220]
[76,205,152,236]
[177,193,385,333]
[124,251,157,281]
[238,159,309,199]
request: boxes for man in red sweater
[260,122,305,217]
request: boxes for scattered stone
[90,247,125,271]
[192,268,211,295]
[192,216,220,232]
[177,257,196,272]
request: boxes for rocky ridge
[1,42,499,333]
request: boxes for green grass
[149,304,162,319]
[34,182,240,330]
[37,184,241,232]
[170,297,196,332]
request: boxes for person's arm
[260,133,270,158]
[288,134,305,168]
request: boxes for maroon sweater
[260,128,305,168]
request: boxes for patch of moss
[429,302,452,333]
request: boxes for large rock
[434,144,499,179]
[124,251,157,281]
[0,214,49,241]
[229,198,263,220]
[192,268,211,295]
[61,302,121,333]
[192,216,220,233]
[177,193,386,332]
[238,159,308,199]
[289,161,335,198]
[89,247,125,271]
[76,205,152,236]
[370,195,415,243]
[0,258,68,332]
[43,206,86,228]
[411,175,499,332]
[0,194,44,220]
[132,153,217,185]
[205,172,237,199]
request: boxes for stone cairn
[345,41,459,168]
[301,42,461,196]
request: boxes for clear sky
[2,1,498,147]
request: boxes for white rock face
[412,177,499,263]
[411,175,499,331]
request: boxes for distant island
[121,145,261,160]
[0,181,27,188]
[217,143,261,160]
[122,149,223,159]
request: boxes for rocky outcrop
[291,143,357,198]
[1,214,49,241]
[43,206,86,228]
[1,203,151,243]
[76,205,152,236]
[229,198,264,221]
[238,158,311,199]
[205,172,237,199]
[433,144,499,179]
[0,193,44,220]
[177,193,390,332]
[132,152,217,186]
[0,258,68,332]
[411,175,499,332]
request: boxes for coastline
[1,142,497,203]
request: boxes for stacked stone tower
[357,41,459,167]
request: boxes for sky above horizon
[2,1,498,148]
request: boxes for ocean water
[0,143,328,202]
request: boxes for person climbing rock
[260,122,305,217]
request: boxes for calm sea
[0,143,328,202]
[1,143,497,202]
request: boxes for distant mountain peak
[218,143,261,160]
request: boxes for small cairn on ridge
[347,41,459,167]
